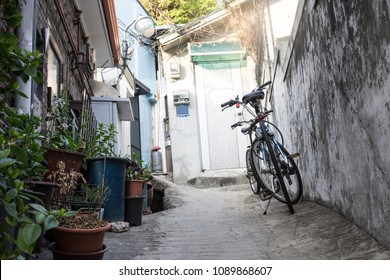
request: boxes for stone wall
[271,0,390,247]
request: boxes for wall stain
[272,0,390,248]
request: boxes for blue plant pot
[86,157,129,222]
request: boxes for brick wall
[35,0,92,117]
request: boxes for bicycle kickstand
[263,198,272,215]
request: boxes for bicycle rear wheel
[246,148,259,194]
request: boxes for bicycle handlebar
[231,122,242,129]
[221,81,272,110]
[221,99,236,108]
[221,96,243,111]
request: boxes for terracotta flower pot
[48,243,108,260]
[125,180,144,197]
[54,223,110,253]
[44,148,85,180]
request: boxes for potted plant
[84,123,129,222]
[3,108,59,207]
[41,90,85,177]
[48,214,110,259]
[0,143,63,259]
[123,153,153,226]
[125,152,153,197]
[0,100,63,259]
[1,107,68,253]
[46,161,110,259]
[72,183,109,219]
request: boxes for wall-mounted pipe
[15,0,36,114]
[54,0,91,96]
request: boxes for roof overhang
[75,0,120,67]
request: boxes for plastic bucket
[86,157,129,222]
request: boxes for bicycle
[221,81,303,214]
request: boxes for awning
[135,78,151,95]
[189,41,247,64]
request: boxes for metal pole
[16,0,37,114]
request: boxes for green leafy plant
[0,148,73,259]
[0,0,66,259]
[85,123,118,158]
[1,107,47,181]
[126,152,153,181]
[42,91,79,151]
[73,183,109,206]
[140,0,218,25]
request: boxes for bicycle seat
[242,88,264,104]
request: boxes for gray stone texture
[271,0,390,248]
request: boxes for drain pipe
[15,0,37,114]
[54,0,91,96]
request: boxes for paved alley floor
[37,175,390,260]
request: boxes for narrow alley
[38,175,390,260]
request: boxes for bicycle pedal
[288,153,300,159]
[260,189,273,201]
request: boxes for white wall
[159,43,258,183]
[162,50,202,183]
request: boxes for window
[47,44,61,98]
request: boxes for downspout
[15,0,37,114]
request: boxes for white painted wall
[159,44,258,183]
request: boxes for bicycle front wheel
[250,125,295,213]
[250,136,302,205]
[272,144,303,204]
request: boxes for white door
[91,100,120,155]
[195,61,247,170]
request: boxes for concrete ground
[37,173,390,260]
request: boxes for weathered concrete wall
[271,0,390,247]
